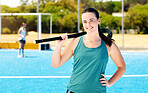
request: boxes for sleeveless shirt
[67,36,109,93]
[18,27,26,40]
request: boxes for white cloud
[1,0,21,7]
[1,0,33,8]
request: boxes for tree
[20,0,29,5]
[63,13,78,33]
[99,11,120,30]
[125,0,148,11]
[43,1,78,33]
[94,1,121,14]
[104,1,114,14]
[126,4,148,34]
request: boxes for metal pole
[0,0,1,41]
[50,15,52,38]
[37,0,39,37]
[39,14,41,40]
[122,0,124,48]
[37,0,40,51]
[49,14,52,49]
[37,0,39,13]
[39,14,41,51]
[78,0,80,32]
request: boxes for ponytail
[98,25,113,46]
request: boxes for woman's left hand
[99,74,112,87]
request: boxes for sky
[1,0,32,7]
[1,0,121,8]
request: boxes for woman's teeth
[87,27,93,30]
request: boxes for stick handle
[34,32,86,44]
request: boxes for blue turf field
[0,49,148,93]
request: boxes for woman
[52,8,126,93]
[17,22,27,58]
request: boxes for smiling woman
[52,7,126,93]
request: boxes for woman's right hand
[56,33,68,46]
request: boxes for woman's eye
[83,21,87,23]
[90,20,94,22]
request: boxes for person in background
[52,8,126,93]
[17,22,27,58]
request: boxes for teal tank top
[67,36,109,93]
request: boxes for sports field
[0,49,148,93]
[0,32,148,93]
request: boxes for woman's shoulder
[71,37,81,46]
[110,41,119,50]
[106,41,119,56]
[73,36,81,42]
[68,37,81,51]
[19,27,23,30]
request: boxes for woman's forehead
[82,12,96,20]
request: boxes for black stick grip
[34,32,86,44]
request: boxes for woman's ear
[98,18,101,24]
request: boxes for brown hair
[21,22,26,27]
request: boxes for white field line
[0,75,148,78]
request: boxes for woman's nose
[86,22,90,27]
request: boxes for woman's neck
[85,33,101,42]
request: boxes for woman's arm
[52,34,76,68]
[100,42,126,87]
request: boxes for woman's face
[82,12,100,34]
[23,24,26,28]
